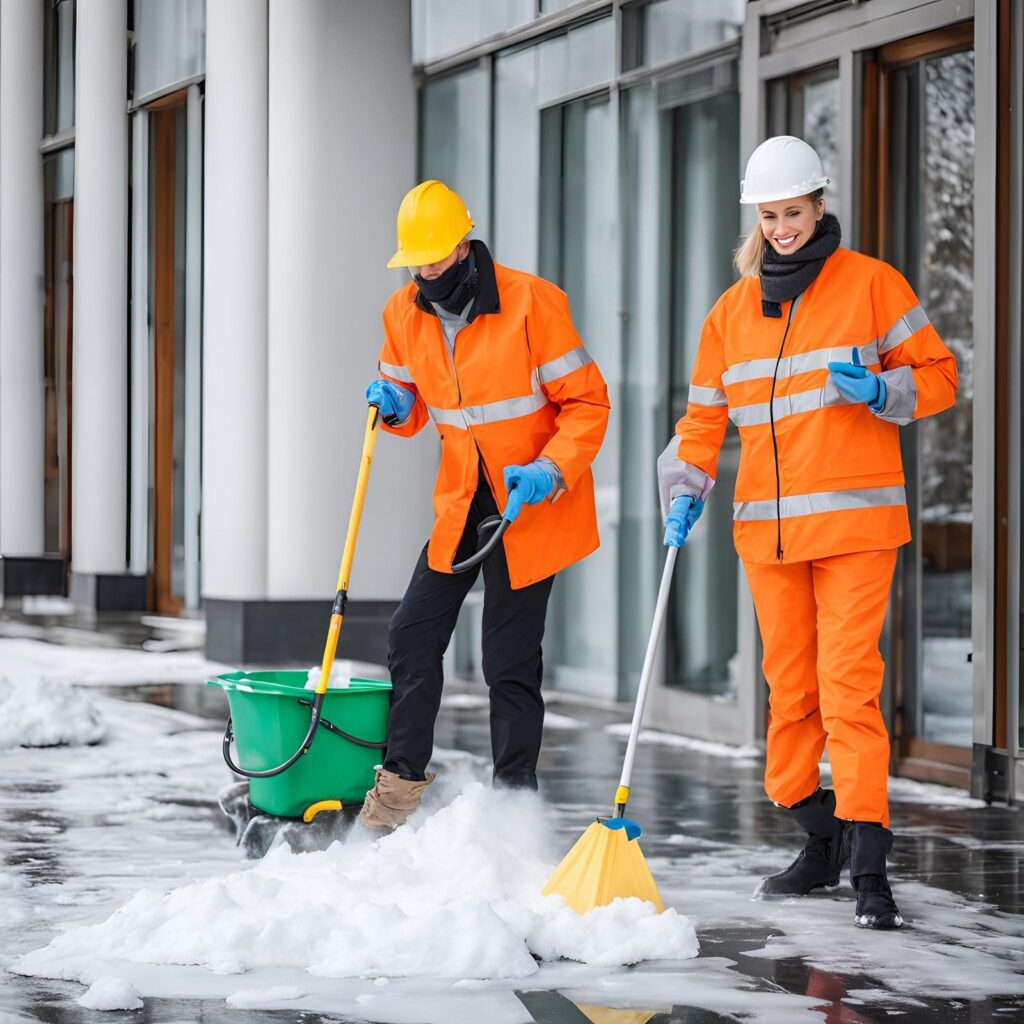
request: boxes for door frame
[861,21,976,788]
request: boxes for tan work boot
[357,768,435,832]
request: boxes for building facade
[0,0,1020,802]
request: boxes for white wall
[265,0,434,600]
[0,0,45,556]
[71,0,129,575]
[202,0,269,600]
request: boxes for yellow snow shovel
[542,546,679,915]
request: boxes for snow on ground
[0,636,231,687]
[77,976,143,1010]
[13,783,698,982]
[606,722,761,759]
[1,647,1022,1021]
[0,676,105,749]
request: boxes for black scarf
[414,240,500,322]
[759,213,842,317]
[414,248,478,313]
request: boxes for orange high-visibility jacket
[659,247,958,564]
[378,263,610,589]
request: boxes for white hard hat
[740,136,831,204]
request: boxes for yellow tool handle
[315,406,380,696]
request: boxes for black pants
[384,476,555,789]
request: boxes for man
[358,180,609,831]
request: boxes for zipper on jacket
[769,297,799,561]
[438,320,499,501]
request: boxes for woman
[658,136,957,930]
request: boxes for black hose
[451,515,511,573]
[221,691,327,779]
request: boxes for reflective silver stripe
[728,382,852,428]
[688,384,728,407]
[427,390,551,429]
[733,485,907,522]
[722,340,880,387]
[536,346,593,385]
[379,361,414,384]
[878,304,929,354]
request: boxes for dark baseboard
[205,598,397,667]
[0,555,67,598]
[69,571,148,612]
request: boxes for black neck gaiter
[415,249,479,315]
[759,213,842,317]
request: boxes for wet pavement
[0,626,1022,1022]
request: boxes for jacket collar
[414,239,500,323]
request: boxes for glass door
[664,90,741,699]
[539,93,619,699]
[863,25,976,784]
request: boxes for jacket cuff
[657,438,714,519]
[873,366,917,425]
[536,456,567,502]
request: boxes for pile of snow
[14,783,698,982]
[305,660,358,690]
[0,676,104,750]
[77,976,143,1010]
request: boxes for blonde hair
[733,189,825,277]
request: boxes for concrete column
[0,0,45,556]
[71,0,129,575]
[266,0,431,601]
[201,0,269,601]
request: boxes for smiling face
[757,194,824,256]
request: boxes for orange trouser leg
[744,559,826,808]
[812,549,896,827]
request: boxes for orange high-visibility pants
[744,549,897,827]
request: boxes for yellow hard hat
[387,180,474,269]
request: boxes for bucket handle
[295,698,387,749]
[221,690,327,779]
[220,692,388,779]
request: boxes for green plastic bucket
[208,670,391,819]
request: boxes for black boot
[847,821,903,929]
[755,788,847,898]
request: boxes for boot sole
[753,878,841,900]
[855,912,904,929]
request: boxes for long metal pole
[614,545,678,816]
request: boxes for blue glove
[827,348,886,412]
[664,495,705,548]
[502,460,558,523]
[366,379,415,426]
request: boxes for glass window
[420,63,492,244]
[494,48,540,272]
[666,91,742,697]
[638,0,744,70]
[44,0,76,137]
[620,80,741,700]
[536,18,614,106]
[412,0,535,66]
[768,65,840,219]
[133,0,205,100]
[619,84,671,696]
[540,95,619,698]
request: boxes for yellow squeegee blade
[541,821,664,916]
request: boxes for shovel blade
[541,821,664,915]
